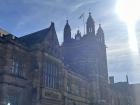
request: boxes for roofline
[0,28,9,34]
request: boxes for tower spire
[64,19,71,43]
[75,30,81,40]
[88,8,91,14]
[97,24,105,43]
[86,12,95,36]
[89,11,91,15]
[126,75,129,83]
[66,17,68,23]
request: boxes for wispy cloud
[70,0,99,12]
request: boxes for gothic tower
[96,24,109,104]
[62,13,109,105]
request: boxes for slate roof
[18,22,56,46]
[18,27,50,46]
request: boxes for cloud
[70,0,99,12]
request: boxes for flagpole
[79,13,86,35]
[83,15,85,35]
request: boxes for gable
[42,23,61,58]
[18,22,61,58]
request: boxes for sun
[116,0,140,54]
[116,0,140,24]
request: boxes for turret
[86,12,95,35]
[96,24,105,43]
[75,30,81,40]
[126,75,129,83]
[64,20,71,43]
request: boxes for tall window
[11,57,23,77]
[43,61,59,89]
[77,81,81,96]
[67,78,72,93]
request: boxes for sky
[0,0,140,83]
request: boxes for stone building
[0,12,110,105]
[109,76,134,105]
[62,12,109,105]
[129,83,140,105]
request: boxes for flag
[79,13,85,19]
[79,12,86,34]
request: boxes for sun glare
[116,0,140,54]
[116,0,140,23]
[127,24,139,54]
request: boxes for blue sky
[0,0,140,83]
